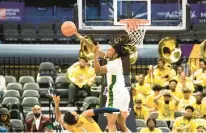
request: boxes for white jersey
[105,58,130,111]
[106,58,126,88]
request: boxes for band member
[67,56,96,106]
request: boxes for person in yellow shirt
[133,99,149,120]
[176,65,185,80]
[52,95,129,133]
[176,72,195,92]
[178,88,196,111]
[190,59,206,92]
[132,88,146,104]
[140,118,162,133]
[135,74,152,97]
[154,90,179,120]
[168,79,183,99]
[67,57,96,106]
[173,106,198,133]
[145,85,163,112]
[144,65,164,87]
[153,59,176,87]
[192,91,206,119]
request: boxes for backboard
[77,0,190,34]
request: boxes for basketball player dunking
[93,36,131,132]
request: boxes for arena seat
[25,111,34,120]
[91,76,102,95]
[9,109,22,120]
[82,96,100,111]
[55,76,70,105]
[136,127,143,132]
[21,97,40,112]
[37,76,54,105]
[5,76,17,85]
[23,83,39,91]
[135,119,147,127]
[178,31,195,43]
[10,119,24,132]
[144,34,160,43]
[156,120,168,127]
[174,111,185,118]
[159,127,171,132]
[19,76,35,86]
[3,90,21,100]
[149,111,158,119]
[2,97,20,105]
[22,90,40,99]
[38,62,57,79]
[20,29,37,43]
[37,23,55,43]
[4,30,20,43]
[7,83,23,95]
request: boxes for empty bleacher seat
[156,120,168,127]
[91,76,102,93]
[19,76,35,86]
[55,76,69,104]
[178,31,195,43]
[10,119,24,132]
[22,90,40,98]
[4,76,17,85]
[2,97,20,105]
[135,119,147,127]
[3,90,20,100]
[136,127,144,132]
[20,29,37,43]
[38,62,56,79]
[149,112,158,119]
[7,83,23,94]
[174,111,184,118]
[22,97,40,111]
[83,97,100,111]
[37,23,55,43]
[23,83,39,91]
[4,30,20,43]
[159,127,171,132]
[37,76,54,105]
[9,109,22,120]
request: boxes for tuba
[79,35,97,62]
[200,40,206,61]
[158,37,182,64]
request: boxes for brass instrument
[158,37,182,63]
[200,40,206,61]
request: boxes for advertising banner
[0,2,24,22]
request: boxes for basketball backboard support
[76,0,190,34]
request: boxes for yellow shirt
[134,105,149,120]
[133,93,146,104]
[145,93,164,112]
[156,101,177,120]
[169,90,183,99]
[135,83,152,96]
[173,116,198,133]
[144,75,164,87]
[178,96,196,111]
[192,103,206,119]
[176,79,195,92]
[67,64,95,88]
[140,128,162,133]
[153,67,176,84]
[68,114,102,132]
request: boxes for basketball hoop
[120,19,150,48]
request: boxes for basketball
[61,21,77,37]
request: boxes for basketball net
[120,19,150,49]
